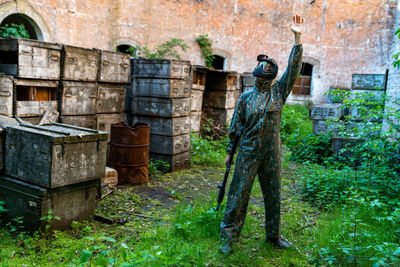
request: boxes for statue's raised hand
[291,15,304,35]
[291,15,303,44]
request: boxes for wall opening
[211,55,225,70]
[0,13,43,40]
[116,44,134,55]
[293,62,313,95]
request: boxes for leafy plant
[393,28,400,69]
[191,133,229,166]
[196,34,215,68]
[0,23,30,38]
[0,201,7,214]
[127,38,189,60]
[281,103,312,143]
[40,209,61,238]
[149,159,170,176]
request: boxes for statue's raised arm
[279,15,304,102]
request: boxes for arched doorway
[293,62,314,95]
[0,13,43,40]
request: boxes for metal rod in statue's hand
[216,130,241,211]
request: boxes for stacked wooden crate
[190,66,207,134]
[309,104,343,135]
[59,45,130,136]
[130,59,192,172]
[0,122,108,231]
[59,45,100,128]
[202,70,240,127]
[0,38,61,123]
[241,72,256,93]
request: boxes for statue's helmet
[253,54,278,79]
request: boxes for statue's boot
[266,236,293,249]
[219,238,233,254]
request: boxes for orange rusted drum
[109,122,150,184]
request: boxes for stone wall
[0,0,398,103]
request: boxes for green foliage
[393,28,400,69]
[149,159,170,176]
[127,38,189,60]
[0,201,7,214]
[0,23,30,38]
[196,34,215,68]
[190,133,229,166]
[40,209,61,238]
[288,132,332,164]
[281,104,312,142]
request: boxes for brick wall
[383,0,400,134]
[0,0,398,104]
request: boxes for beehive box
[131,59,191,79]
[0,116,18,172]
[0,75,58,117]
[241,72,255,93]
[97,84,126,114]
[59,81,97,115]
[59,115,97,129]
[62,45,99,82]
[192,66,207,91]
[98,50,130,83]
[5,123,108,188]
[149,134,190,155]
[190,89,204,112]
[0,38,62,80]
[202,90,238,109]
[132,115,190,136]
[150,151,190,172]
[206,70,238,91]
[203,108,235,127]
[132,97,190,117]
[96,113,126,141]
[132,78,191,98]
[0,176,98,232]
[191,111,202,133]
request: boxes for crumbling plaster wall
[0,0,398,103]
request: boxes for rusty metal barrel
[109,122,150,184]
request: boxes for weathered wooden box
[203,90,238,109]
[309,104,343,120]
[98,50,130,83]
[203,108,235,127]
[62,45,99,82]
[191,89,204,112]
[150,134,190,155]
[132,78,191,98]
[313,120,339,135]
[59,115,97,129]
[96,113,126,142]
[192,66,207,91]
[97,84,126,114]
[131,59,191,79]
[0,176,98,232]
[0,38,62,80]
[132,115,191,136]
[206,70,238,91]
[0,75,58,117]
[150,151,190,172]
[0,116,18,172]
[5,123,108,188]
[132,97,190,117]
[191,111,202,133]
[60,81,97,115]
[241,72,255,93]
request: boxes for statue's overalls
[220,44,303,242]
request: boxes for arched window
[211,55,225,70]
[0,13,43,40]
[293,62,313,95]
[117,45,135,55]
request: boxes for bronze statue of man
[220,15,304,254]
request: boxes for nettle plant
[196,34,215,68]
